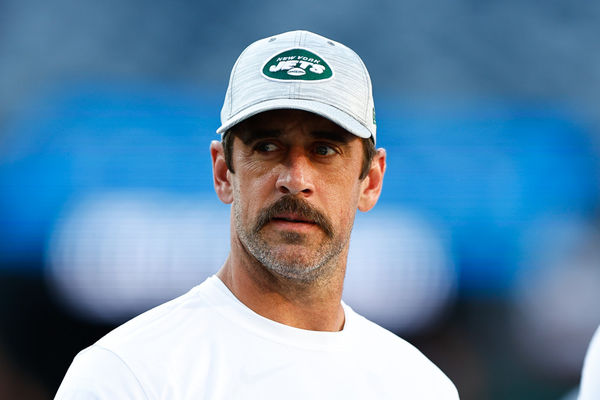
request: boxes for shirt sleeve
[580,325,600,400]
[54,345,149,400]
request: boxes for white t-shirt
[580,325,600,400]
[55,275,459,399]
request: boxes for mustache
[253,196,334,238]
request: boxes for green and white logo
[262,49,333,81]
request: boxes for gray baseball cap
[217,30,377,144]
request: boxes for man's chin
[261,258,324,282]
[267,247,317,265]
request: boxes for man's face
[227,109,369,282]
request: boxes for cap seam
[228,38,266,116]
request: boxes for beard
[233,194,349,282]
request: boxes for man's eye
[255,142,279,152]
[314,144,336,156]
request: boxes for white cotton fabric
[580,325,600,400]
[55,275,459,399]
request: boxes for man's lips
[268,215,318,234]
[271,213,315,224]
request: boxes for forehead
[232,109,357,142]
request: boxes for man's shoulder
[55,344,149,399]
[580,325,600,399]
[56,276,229,399]
[345,305,459,399]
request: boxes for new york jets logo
[262,49,333,81]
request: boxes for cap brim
[216,99,373,140]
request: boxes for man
[579,325,600,399]
[56,30,459,399]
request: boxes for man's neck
[216,241,347,332]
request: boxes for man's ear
[210,140,233,204]
[358,148,386,212]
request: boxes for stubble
[233,194,350,283]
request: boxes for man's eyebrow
[310,130,352,144]
[237,129,281,145]
[235,128,352,145]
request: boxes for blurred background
[1,0,600,399]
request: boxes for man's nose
[275,148,315,196]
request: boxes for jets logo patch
[262,49,333,81]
